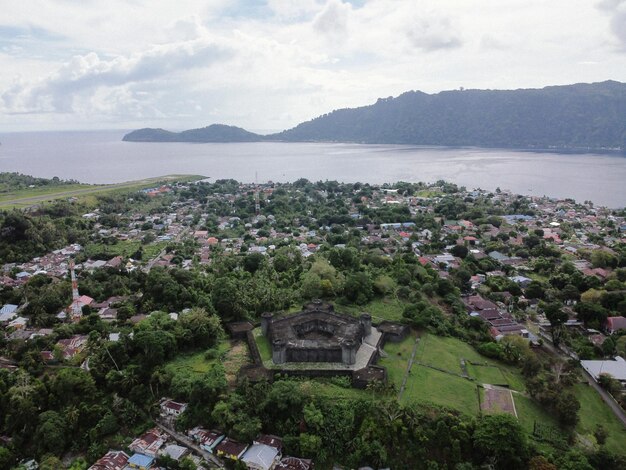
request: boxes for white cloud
[313,0,351,35]
[0,0,624,131]
[1,37,232,114]
[406,16,462,51]
[597,0,626,49]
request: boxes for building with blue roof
[127,453,154,470]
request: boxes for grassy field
[574,383,626,455]
[299,378,369,401]
[143,241,168,260]
[467,363,508,386]
[84,240,141,258]
[415,334,525,391]
[0,183,92,208]
[381,333,533,416]
[223,341,251,385]
[339,297,407,322]
[513,394,559,434]
[163,341,231,379]
[405,363,480,413]
[380,333,480,413]
[0,174,205,209]
[253,327,272,362]
[416,189,443,198]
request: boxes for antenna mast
[254,171,260,215]
[69,259,82,320]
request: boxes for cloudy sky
[1,0,625,132]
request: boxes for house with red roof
[160,398,188,417]
[215,437,248,461]
[129,428,166,457]
[88,450,130,470]
[56,335,89,359]
[606,316,626,335]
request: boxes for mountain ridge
[122,81,626,150]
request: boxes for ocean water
[0,130,625,207]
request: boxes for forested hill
[123,81,626,149]
[123,124,262,142]
[271,81,626,150]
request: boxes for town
[1,175,626,470]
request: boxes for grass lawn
[223,341,251,385]
[253,327,272,363]
[299,379,369,401]
[514,394,559,434]
[415,334,525,391]
[467,364,508,386]
[403,364,480,414]
[84,240,141,259]
[381,332,533,417]
[338,297,407,322]
[164,341,231,378]
[143,241,168,260]
[0,183,92,207]
[416,189,443,198]
[574,383,626,455]
[381,333,480,414]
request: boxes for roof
[254,435,283,451]
[161,399,187,412]
[89,450,130,470]
[129,429,165,456]
[607,316,626,332]
[0,304,18,314]
[242,444,279,470]
[160,444,188,461]
[188,428,224,446]
[127,453,154,468]
[216,437,248,457]
[79,295,94,305]
[276,457,314,470]
[581,357,626,382]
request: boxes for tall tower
[254,171,260,215]
[69,259,82,320]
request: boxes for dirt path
[398,336,420,401]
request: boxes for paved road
[155,421,224,468]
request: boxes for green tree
[39,455,64,470]
[35,411,67,456]
[544,302,568,347]
[473,414,528,469]
[176,308,224,349]
[344,272,374,305]
[0,447,14,470]
[594,424,609,445]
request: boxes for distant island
[122,124,261,143]
[123,81,626,150]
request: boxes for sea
[1,130,625,208]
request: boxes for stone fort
[261,300,372,365]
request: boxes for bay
[0,130,625,208]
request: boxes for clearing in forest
[223,341,251,385]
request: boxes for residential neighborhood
[1,177,626,469]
